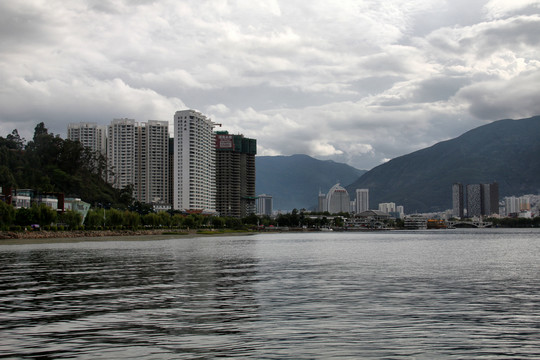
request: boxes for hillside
[346,116,540,213]
[256,154,366,211]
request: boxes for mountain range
[346,115,540,213]
[256,116,540,213]
[255,154,366,211]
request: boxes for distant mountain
[256,154,366,211]
[346,116,540,213]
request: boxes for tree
[85,209,105,229]
[123,210,140,230]
[106,208,124,228]
[0,201,15,229]
[6,129,25,150]
[211,216,226,229]
[59,210,82,229]
[142,213,160,228]
[119,185,134,208]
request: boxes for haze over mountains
[255,154,366,211]
[257,116,540,213]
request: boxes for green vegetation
[0,123,120,206]
[486,217,540,228]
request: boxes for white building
[504,196,531,216]
[136,120,169,204]
[378,202,396,214]
[257,194,273,216]
[107,119,169,204]
[107,118,137,191]
[355,189,369,214]
[173,110,217,212]
[326,183,350,214]
[67,122,107,155]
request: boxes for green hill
[0,123,121,206]
[256,154,366,211]
[346,116,540,213]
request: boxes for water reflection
[1,230,540,358]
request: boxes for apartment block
[173,110,217,212]
[215,132,257,218]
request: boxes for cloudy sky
[1,0,540,169]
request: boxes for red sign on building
[216,134,234,150]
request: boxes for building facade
[452,183,464,218]
[378,202,396,214]
[355,188,369,214]
[136,120,169,204]
[107,119,169,204]
[326,183,350,214]
[257,194,273,216]
[215,132,257,218]
[173,110,217,212]
[107,118,137,191]
[466,182,499,218]
[466,184,482,217]
[67,122,107,155]
[481,182,499,216]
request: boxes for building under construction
[215,132,256,218]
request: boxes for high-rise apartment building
[481,182,499,216]
[108,118,137,191]
[173,110,217,212]
[466,184,482,217]
[136,120,169,204]
[107,119,169,204]
[452,183,464,218]
[215,132,257,218]
[378,202,396,214]
[355,189,369,214]
[257,194,273,216]
[504,195,530,216]
[67,122,107,155]
[318,191,327,212]
[466,182,499,218]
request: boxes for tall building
[504,195,531,216]
[466,182,499,218]
[326,183,350,213]
[215,132,257,218]
[355,189,369,214]
[257,194,273,216]
[452,183,464,218]
[107,119,169,204]
[466,184,482,217]
[174,110,217,212]
[136,120,169,204]
[168,137,174,207]
[378,202,396,214]
[108,118,136,190]
[318,191,327,212]
[67,122,107,155]
[481,182,499,216]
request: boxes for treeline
[0,202,349,232]
[0,123,124,206]
[486,217,540,228]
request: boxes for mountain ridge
[255,154,366,211]
[346,115,540,213]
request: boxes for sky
[1,0,540,170]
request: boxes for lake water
[1,229,540,359]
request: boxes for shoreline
[0,229,256,245]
